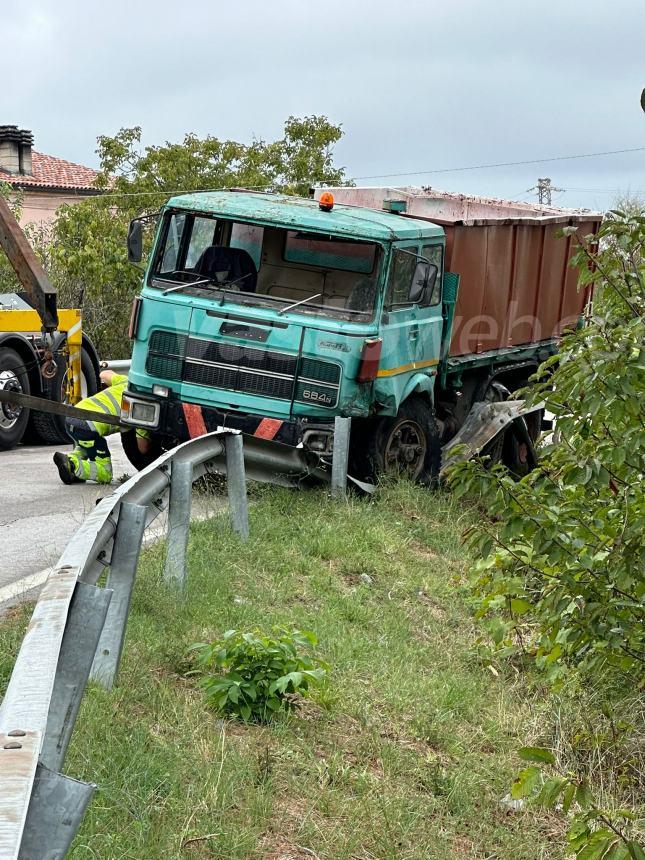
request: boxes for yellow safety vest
[77,373,128,437]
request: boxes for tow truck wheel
[353,396,441,485]
[0,347,31,450]
[121,429,165,471]
[31,345,99,444]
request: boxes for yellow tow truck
[0,195,100,448]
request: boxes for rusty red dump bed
[442,214,600,356]
[321,187,601,357]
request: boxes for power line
[7,144,643,203]
[560,186,639,194]
[347,145,645,183]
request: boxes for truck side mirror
[127,220,143,263]
[409,262,438,304]
[426,263,438,298]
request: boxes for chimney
[0,125,34,176]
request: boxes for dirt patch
[452,834,475,856]
[408,540,438,560]
[259,798,321,859]
[416,589,447,620]
[291,696,326,722]
[379,727,453,765]
[341,570,377,588]
[260,835,319,860]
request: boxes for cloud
[3,0,644,208]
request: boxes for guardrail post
[225,433,249,539]
[163,459,193,588]
[41,581,112,773]
[18,764,95,860]
[90,502,147,689]
[331,417,351,499]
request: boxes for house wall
[19,190,98,230]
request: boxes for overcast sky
[4,0,644,210]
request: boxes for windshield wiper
[277,293,322,315]
[161,270,255,296]
[162,277,216,295]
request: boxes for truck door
[377,243,444,413]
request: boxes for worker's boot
[53,452,82,485]
[65,454,113,484]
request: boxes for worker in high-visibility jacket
[53,369,151,485]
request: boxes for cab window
[185,216,218,268]
[385,248,418,308]
[421,244,443,306]
[159,213,187,273]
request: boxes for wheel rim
[0,369,24,431]
[60,367,89,403]
[383,419,427,479]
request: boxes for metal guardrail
[0,429,330,859]
[103,358,131,373]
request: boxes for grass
[0,483,572,859]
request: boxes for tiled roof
[0,151,100,192]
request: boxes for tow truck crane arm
[0,193,58,333]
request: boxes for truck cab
[123,191,445,468]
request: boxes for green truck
[121,190,600,480]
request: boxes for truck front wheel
[0,347,31,450]
[120,429,165,471]
[352,397,441,485]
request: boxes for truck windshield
[149,211,382,321]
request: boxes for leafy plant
[449,209,644,859]
[449,209,645,682]
[190,628,328,722]
[512,747,644,859]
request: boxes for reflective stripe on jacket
[76,373,128,437]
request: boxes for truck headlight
[132,402,157,424]
[121,393,160,428]
[152,384,169,397]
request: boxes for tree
[47,115,347,357]
[94,114,346,206]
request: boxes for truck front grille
[146,330,340,407]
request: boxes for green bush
[190,628,327,722]
[512,746,644,860]
[449,209,644,682]
[449,208,645,859]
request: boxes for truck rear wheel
[0,347,31,450]
[31,345,99,445]
[502,409,543,477]
[352,397,441,485]
[475,379,543,476]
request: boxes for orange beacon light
[318,191,334,212]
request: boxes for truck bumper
[121,390,336,453]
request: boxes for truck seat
[194,246,257,292]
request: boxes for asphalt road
[0,436,132,605]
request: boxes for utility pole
[536,177,564,206]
